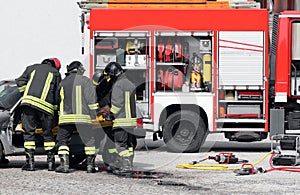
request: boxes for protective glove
[100,105,110,117]
[105,113,115,121]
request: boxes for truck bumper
[133,127,146,139]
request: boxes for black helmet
[103,62,123,78]
[66,61,85,75]
[42,58,61,70]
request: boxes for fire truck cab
[84,7,300,152]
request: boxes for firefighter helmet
[42,58,61,70]
[103,62,123,78]
[67,61,85,75]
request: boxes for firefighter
[104,62,137,176]
[55,61,98,173]
[15,58,62,171]
[92,70,116,172]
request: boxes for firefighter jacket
[110,74,137,128]
[95,78,113,108]
[92,73,113,108]
[58,72,98,124]
[15,63,62,115]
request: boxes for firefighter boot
[55,154,70,173]
[100,151,119,173]
[86,155,96,173]
[129,148,134,168]
[123,156,133,172]
[113,156,132,176]
[47,150,56,171]
[104,151,118,173]
[22,149,35,171]
[129,155,134,169]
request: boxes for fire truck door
[290,21,300,96]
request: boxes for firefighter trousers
[56,124,96,155]
[113,127,135,166]
[22,106,55,151]
[94,126,106,155]
[102,126,117,166]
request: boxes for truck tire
[163,110,207,153]
[0,142,4,162]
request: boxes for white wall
[0,0,89,80]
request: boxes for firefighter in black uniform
[104,62,137,175]
[92,69,116,171]
[55,61,98,173]
[15,58,62,171]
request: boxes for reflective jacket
[110,74,137,128]
[58,72,98,124]
[15,63,62,115]
[93,75,113,108]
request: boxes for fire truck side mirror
[80,12,85,33]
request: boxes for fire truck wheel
[0,142,5,163]
[132,135,137,149]
[163,110,207,153]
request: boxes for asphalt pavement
[1,133,300,195]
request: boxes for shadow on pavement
[0,159,49,169]
[136,139,272,153]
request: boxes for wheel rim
[171,120,196,146]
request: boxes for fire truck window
[292,22,300,61]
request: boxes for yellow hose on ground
[176,152,272,171]
[176,163,240,171]
[252,152,272,166]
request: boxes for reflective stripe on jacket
[15,63,61,115]
[110,74,137,128]
[58,72,98,124]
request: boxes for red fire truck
[78,5,300,152]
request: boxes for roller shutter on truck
[218,31,264,87]
[217,31,267,136]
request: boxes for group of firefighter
[15,58,137,176]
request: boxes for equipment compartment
[154,31,213,92]
[93,32,149,70]
[226,104,261,118]
[287,112,300,130]
[93,31,150,117]
[217,89,264,119]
